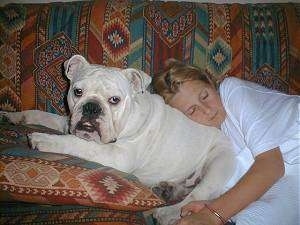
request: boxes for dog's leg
[154,137,236,225]
[185,143,236,202]
[153,153,231,225]
[0,110,69,133]
[28,132,133,172]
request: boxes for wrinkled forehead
[79,64,122,77]
[73,64,129,93]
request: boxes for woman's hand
[180,201,207,217]
[176,203,222,225]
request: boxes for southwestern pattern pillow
[0,122,165,211]
[0,202,147,225]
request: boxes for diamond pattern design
[206,37,232,78]
[5,161,59,187]
[78,169,140,205]
[102,18,130,62]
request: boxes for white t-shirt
[219,77,299,185]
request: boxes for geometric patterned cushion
[0,122,165,211]
[0,202,147,225]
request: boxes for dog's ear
[64,55,89,80]
[123,68,152,94]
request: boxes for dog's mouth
[76,120,97,132]
[70,111,118,144]
[74,117,102,140]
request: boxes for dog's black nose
[82,102,102,118]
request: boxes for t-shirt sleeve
[221,77,299,157]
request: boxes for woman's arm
[178,147,285,225]
[211,147,284,221]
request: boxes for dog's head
[64,55,152,144]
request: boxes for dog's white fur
[1,55,236,225]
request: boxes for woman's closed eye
[199,90,208,101]
[186,105,198,116]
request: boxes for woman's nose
[197,104,211,115]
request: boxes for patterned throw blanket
[0,1,299,115]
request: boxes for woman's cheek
[191,113,206,125]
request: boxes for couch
[0,0,299,224]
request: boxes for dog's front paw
[0,111,13,123]
[28,132,55,152]
[0,111,25,124]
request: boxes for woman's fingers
[180,201,206,217]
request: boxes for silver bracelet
[204,204,227,225]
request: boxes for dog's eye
[74,88,83,97]
[108,96,120,105]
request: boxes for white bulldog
[1,55,236,225]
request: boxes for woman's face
[169,80,226,128]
